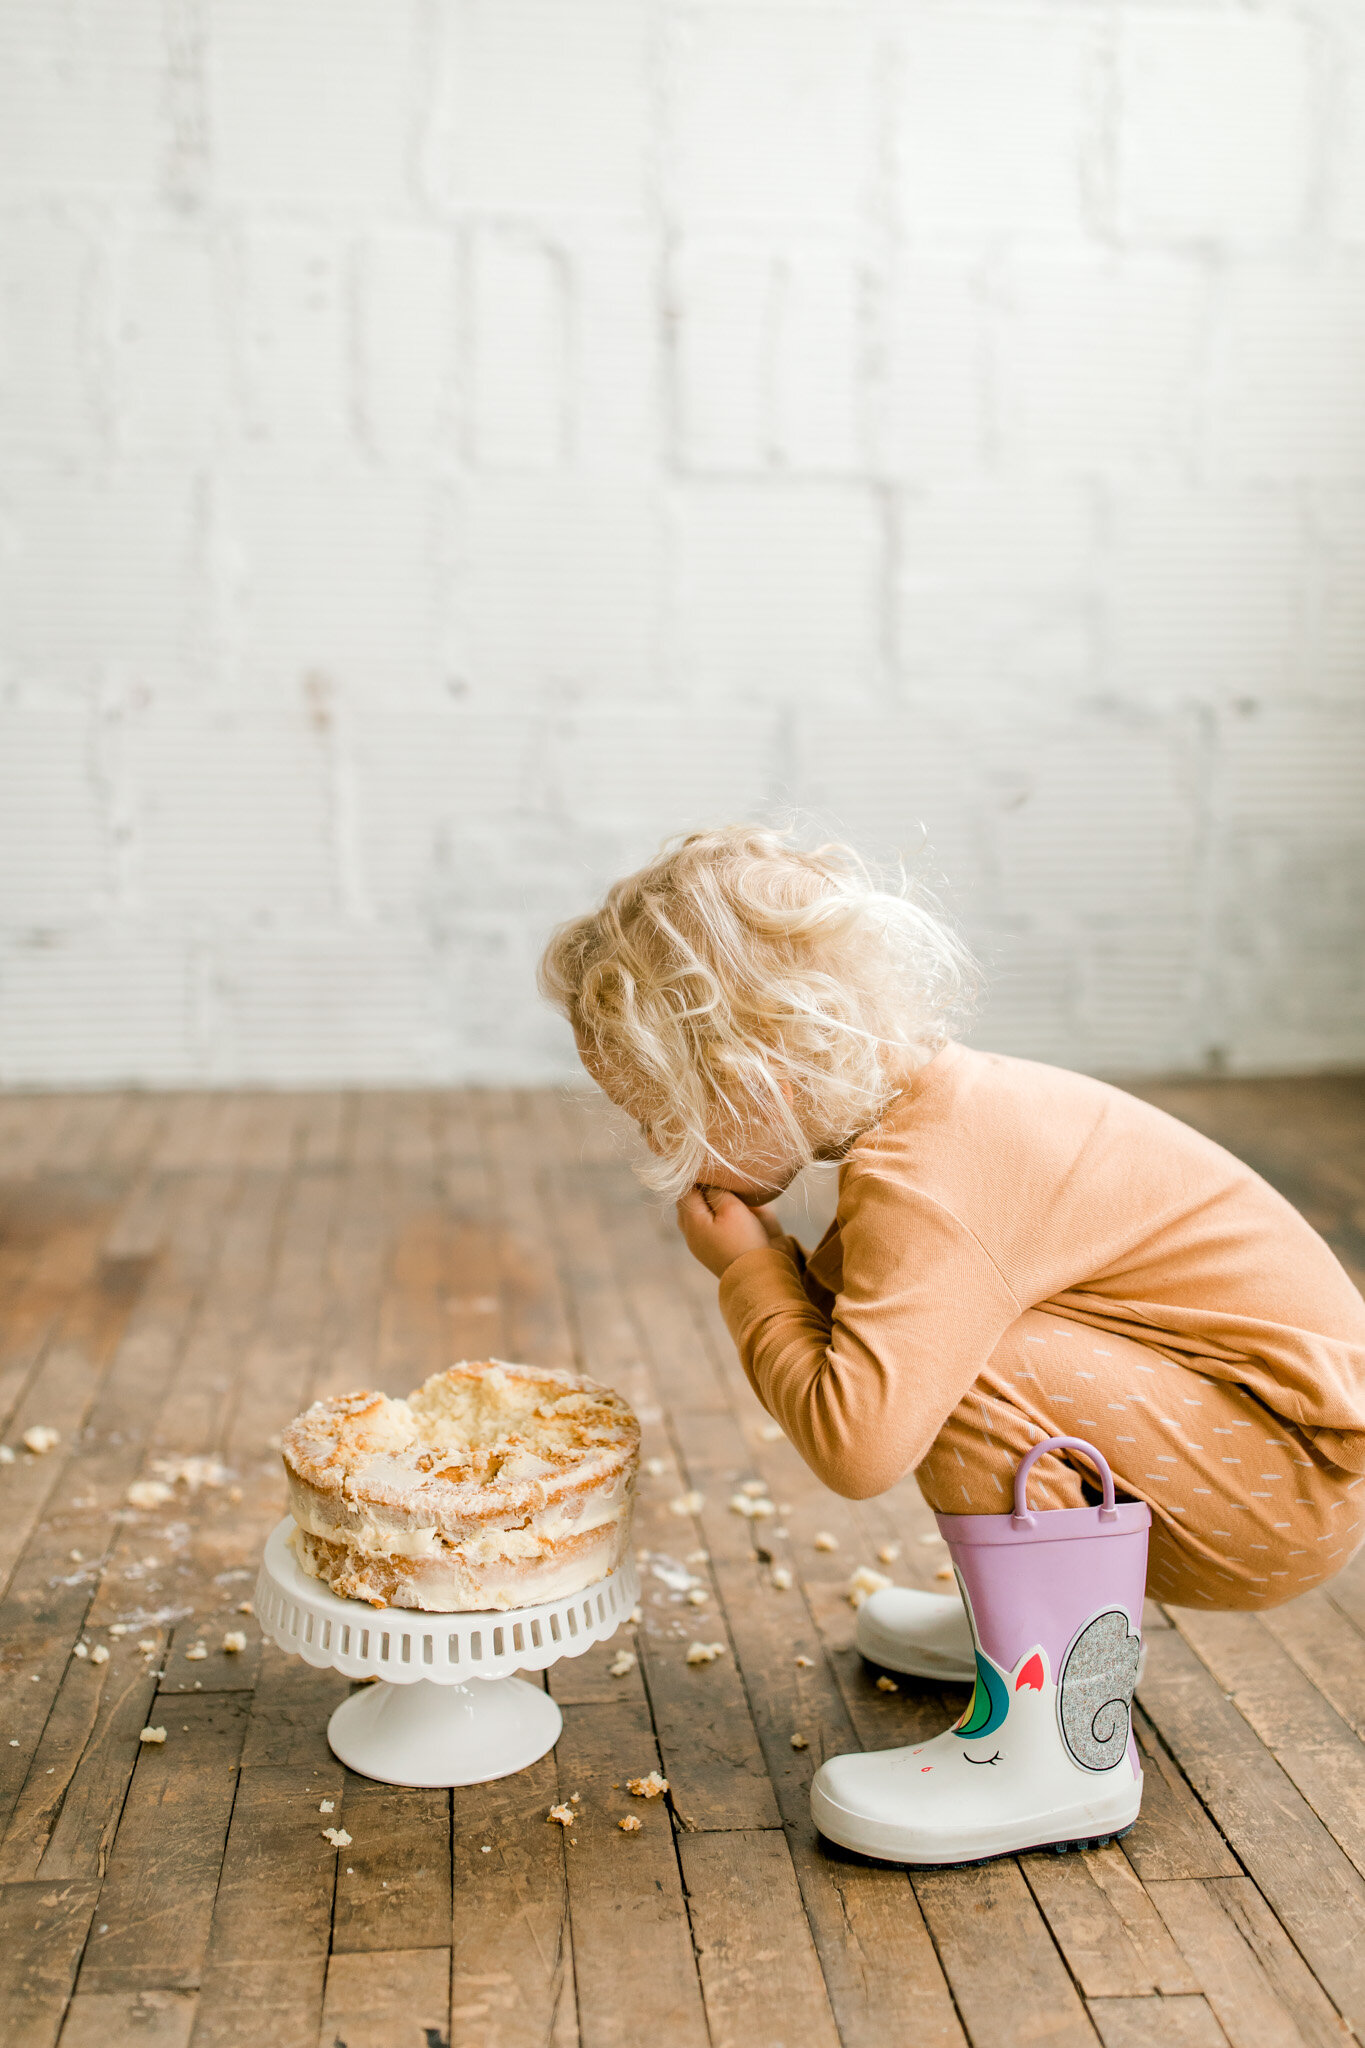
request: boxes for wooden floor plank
[450,1753,578,2048]
[1122,1707,1242,1884]
[1086,1994,1229,2048]
[0,1094,72,1179]
[912,1860,1099,2048]
[1262,1577,1365,1738]
[0,1876,100,2048]
[186,1762,342,2048]
[549,1695,709,2048]
[76,1693,249,1996]
[1170,1607,1365,1881]
[329,1779,452,1955]
[0,1631,161,1883]
[0,1169,241,1845]
[677,1829,841,2048]
[59,1989,198,2048]
[1020,1846,1197,1999]
[1146,1877,1353,2048]
[318,1947,450,2048]
[1136,1627,1365,2034]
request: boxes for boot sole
[811,1782,1142,1867]
[853,1823,1138,1870]
[815,1818,1137,1869]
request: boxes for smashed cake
[282,1360,639,1612]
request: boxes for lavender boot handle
[1013,1435,1119,1527]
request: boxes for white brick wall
[1,0,1362,1086]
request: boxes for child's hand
[676,1187,776,1279]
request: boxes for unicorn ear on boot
[811,1437,1150,1866]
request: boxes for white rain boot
[855,1586,976,1683]
[812,1436,1150,1866]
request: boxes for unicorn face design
[953,1597,1141,1775]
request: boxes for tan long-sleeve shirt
[718,1041,1365,1499]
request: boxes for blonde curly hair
[538,825,980,1199]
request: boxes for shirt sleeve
[772,1230,838,1322]
[718,1169,1023,1498]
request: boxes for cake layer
[288,1516,629,1613]
[281,1359,639,1613]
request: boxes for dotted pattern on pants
[915,1308,1365,1610]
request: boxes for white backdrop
[1,0,1363,1085]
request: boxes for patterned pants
[916,1307,1365,1610]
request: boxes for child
[540,825,1365,1861]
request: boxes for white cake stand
[253,1518,639,1788]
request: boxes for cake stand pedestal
[253,1518,639,1788]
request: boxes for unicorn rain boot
[855,1585,976,1683]
[811,1437,1150,1865]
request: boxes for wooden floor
[3,1076,1365,2048]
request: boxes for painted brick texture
[0,0,1362,1084]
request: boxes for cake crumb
[847,1567,893,1610]
[644,1457,667,1477]
[685,1641,726,1666]
[22,1426,59,1456]
[935,1565,955,1581]
[628,1606,642,1624]
[759,1422,784,1441]
[608,1649,636,1678]
[320,1800,335,1814]
[813,1532,838,1552]
[876,1675,900,1693]
[139,1727,166,1744]
[685,1550,709,1565]
[184,1643,208,1661]
[627,1771,668,1798]
[547,1804,575,1827]
[223,1632,247,1653]
[90,1644,109,1665]
[73,1642,89,1659]
[109,1624,128,1636]
[618,1814,643,1831]
[739,1480,768,1497]
[236,1602,253,1615]
[138,1640,156,1655]
[0,1444,14,1463]
[322,1827,352,1848]
[877,1544,902,1565]
[729,1492,775,1519]
[127,1480,173,1509]
[669,1491,704,1517]
[795,1655,814,1667]
[919,1532,946,1546]
[770,1566,793,1591]
[791,1733,809,1750]
[685,1588,709,1606]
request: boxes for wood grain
[450,1753,578,2048]
[1135,1627,1365,2033]
[678,1829,841,2048]
[318,1947,450,2048]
